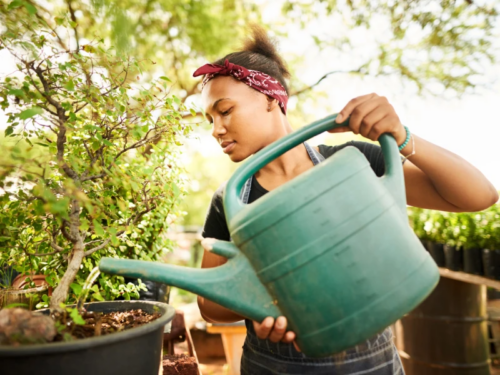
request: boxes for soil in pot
[163,354,199,375]
[483,249,500,280]
[0,307,161,345]
[463,247,484,275]
[444,245,463,271]
[427,242,446,267]
[0,301,175,375]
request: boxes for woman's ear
[267,97,279,112]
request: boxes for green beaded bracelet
[398,126,411,151]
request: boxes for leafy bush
[0,17,191,308]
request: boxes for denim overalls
[238,143,405,375]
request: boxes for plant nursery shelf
[438,268,500,290]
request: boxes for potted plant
[0,9,188,374]
[408,207,429,250]
[481,206,500,280]
[441,212,464,271]
[459,212,484,275]
[424,210,446,267]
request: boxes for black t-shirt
[202,141,386,240]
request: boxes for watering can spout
[99,241,280,322]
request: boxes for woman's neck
[254,117,315,189]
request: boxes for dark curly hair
[213,25,291,94]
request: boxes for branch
[290,68,363,96]
[66,0,80,51]
[29,241,65,257]
[61,219,77,243]
[84,238,111,256]
[81,173,106,182]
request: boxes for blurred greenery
[408,203,500,250]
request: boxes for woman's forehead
[202,76,260,108]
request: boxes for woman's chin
[228,152,247,163]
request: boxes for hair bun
[242,25,291,79]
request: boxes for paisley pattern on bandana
[193,59,289,114]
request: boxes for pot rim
[0,300,175,356]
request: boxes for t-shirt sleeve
[201,183,231,241]
[319,141,386,177]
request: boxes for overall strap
[240,142,324,205]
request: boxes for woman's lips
[222,141,236,154]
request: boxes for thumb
[335,112,345,124]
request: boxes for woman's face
[201,76,283,162]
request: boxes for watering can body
[100,114,439,357]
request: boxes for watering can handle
[224,113,406,221]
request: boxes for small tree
[0,19,191,309]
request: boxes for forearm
[197,295,245,323]
[197,248,245,323]
[402,134,498,211]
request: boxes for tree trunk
[49,239,85,309]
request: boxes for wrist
[394,125,408,147]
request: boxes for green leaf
[92,291,104,301]
[159,76,171,82]
[19,107,43,120]
[69,308,86,325]
[24,2,37,14]
[70,283,82,295]
[5,302,28,308]
[8,89,25,97]
[93,219,105,236]
[190,108,197,116]
[4,127,14,137]
[7,0,23,10]
[64,79,75,91]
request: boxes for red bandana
[193,59,288,114]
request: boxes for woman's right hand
[253,316,301,351]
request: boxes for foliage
[0,11,191,308]
[0,0,261,102]
[283,0,499,95]
[408,202,500,250]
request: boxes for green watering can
[100,114,439,357]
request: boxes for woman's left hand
[330,93,407,146]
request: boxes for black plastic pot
[0,300,175,375]
[463,247,484,275]
[419,239,429,251]
[482,249,500,280]
[444,245,463,271]
[427,242,446,267]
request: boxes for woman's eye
[221,108,232,116]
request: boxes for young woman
[194,27,498,374]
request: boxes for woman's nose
[211,119,227,139]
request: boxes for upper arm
[201,185,231,269]
[403,161,461,212]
